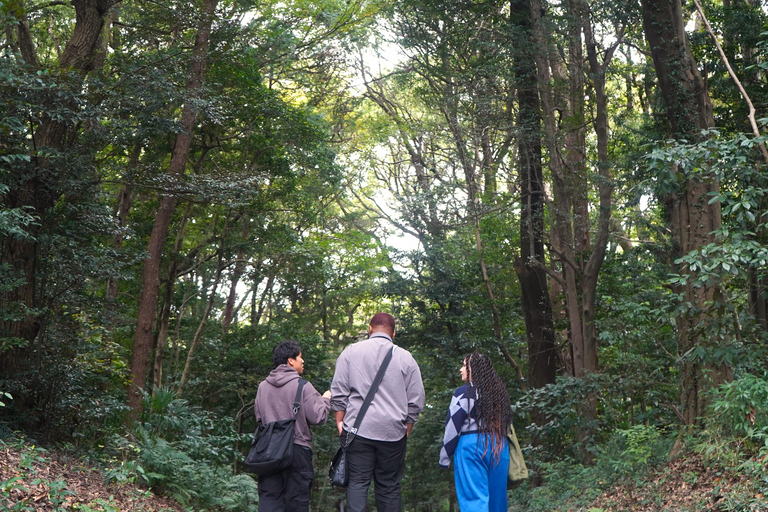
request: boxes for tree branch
[693,0,768,166]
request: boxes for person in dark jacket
[254,340,331,512]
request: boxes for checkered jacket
[438,384,479,467]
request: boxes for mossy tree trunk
[641,0,728,426]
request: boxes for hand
[322,390,331,399]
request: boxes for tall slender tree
[128,0,219,417]
[510,0,559,391]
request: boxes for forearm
[335,410,345,435]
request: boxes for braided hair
[465,351,512,462]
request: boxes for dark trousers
[257,444,314,512]
[344,434,407,512]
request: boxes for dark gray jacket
[254,365,330,448]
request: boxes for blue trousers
[454,433,509,512]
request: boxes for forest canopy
[2,0,768,510]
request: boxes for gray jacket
[254,365,330,448]
[330,334,425,442]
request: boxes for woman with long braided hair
[439,351,512,511]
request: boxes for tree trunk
[531,0,616,456]
[565,0,590,269]
[151,209,189,393]
[222,221,248,333]
[254,273,275,326]
[221,256,244,333]
[177,251,225,397]
[640,0,726,426]
[749,268,768,330]
[128,0,219,418]
[580,0,615,381]
[1,0,121,382]
[531,0,571,374]
[553,0,589,384]
[510,0,559,391]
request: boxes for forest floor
[3,440,767,511]
[1,443,185,511]
[584,452,766,512]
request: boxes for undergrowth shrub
[606,424,669,477]
[708,373,768,442]
[694,373,768,510]
[516,375,605,461]
[509,425,673,512]
[515,457,605,512]
[107,387,257,511]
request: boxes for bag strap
[292,378,306,415]
[346,346,394,443]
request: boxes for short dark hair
[273,340,302,367]
[369,313,395,335]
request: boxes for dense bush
[106,388,258,510]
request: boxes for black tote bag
[244,417,297,475]
[244,379,306,476]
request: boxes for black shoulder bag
[244,378,306,476]
[329,347,394,488]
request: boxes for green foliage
[515,457,605,512]
[517,375,610,459]
[607,425,666,476]
[708,373,768,441]
[0,194,35,242]
[3,0,768,508]
[106,389,258,510]
[0,436,179,512]
[510,427,673,512]
[70,497,128,512]
[646,132,768,285]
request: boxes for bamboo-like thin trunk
[107,144,140,300]
[177,253,224,397]
[151,209,190,393]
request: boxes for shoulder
[340,338,369,356]
[393,345,418,365]
[301,379,317,393]
[301,380,325,400]
[453,384,469,398]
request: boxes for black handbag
[329,347,394,487]
[329,438,349,487]
[244,378,306,476]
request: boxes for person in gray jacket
[254,340,331,512]
[330,313,425,512]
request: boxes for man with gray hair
[330,313,425,512]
